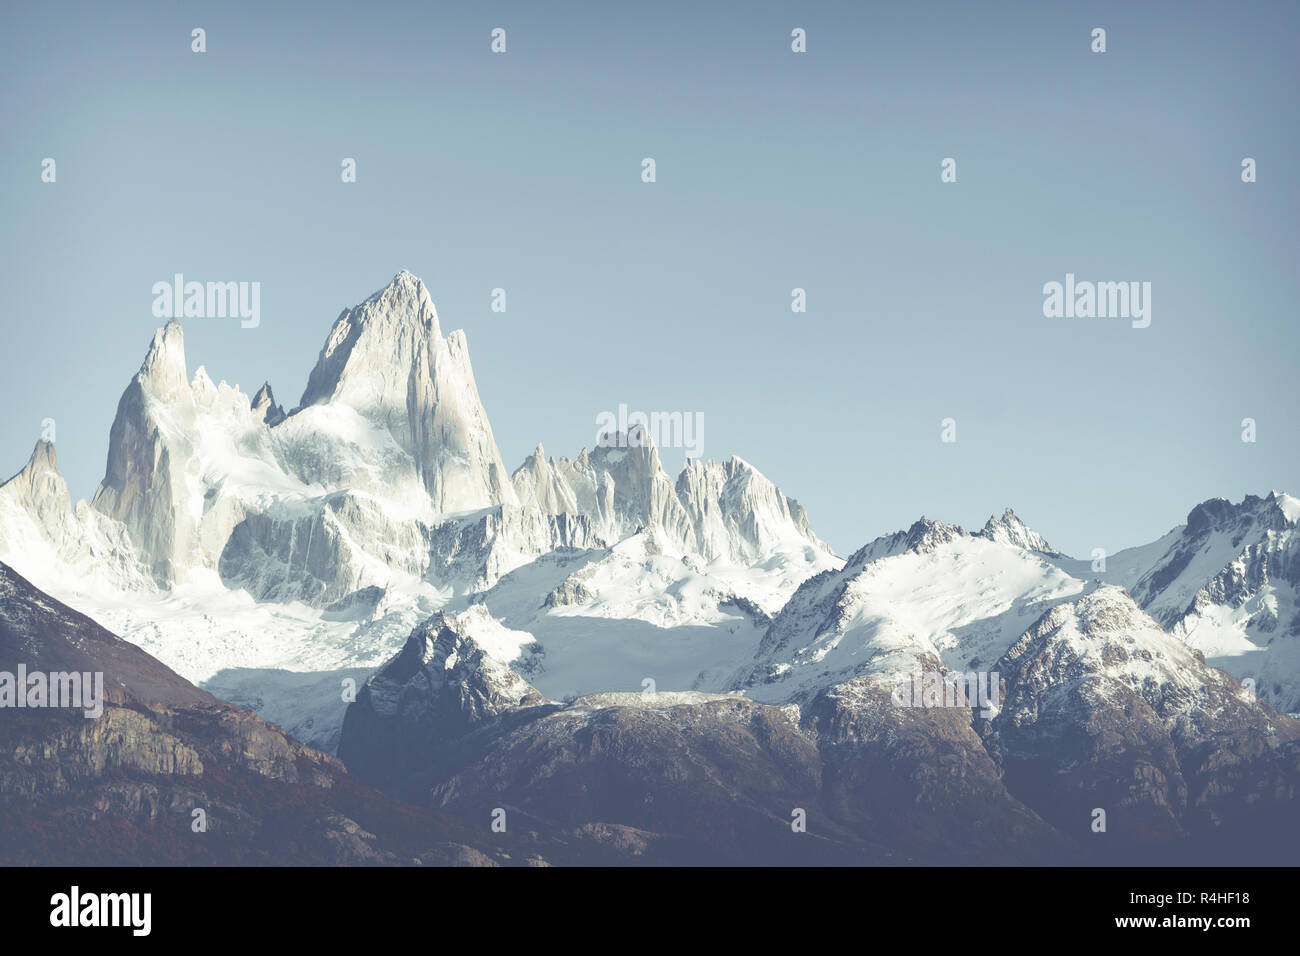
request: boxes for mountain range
[2,271,1298,864]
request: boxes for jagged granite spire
[91,321,200,583]
[296,271,517,513]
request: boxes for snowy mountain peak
[0,438,151,593]
[590,430,665,472]
[507,421,832,579]
[298,271,441,412]
[865,516,964,560]
[1184,491,1296,537]
[1089,489,1300,710]
[841,509,1055,571]
[190,364,216,395]
[294,271,516,512]
[1,440,68,519]
[998,583,1284,737]
[18,438,58,475]
[511,442,578,515]
[906,516,963,549]
[1271,491,1300,525]
[1014,585,1147,647]
[675,454,830,561]
[978,507,1058,555]
[137,320,190,403]
[337,606,546,786]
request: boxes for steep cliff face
[90,321,204,584]
[510,444,579,517]
[512,432,832,568]
[675,455,828,564]
[297,270,517,513]
[73,273,549,599]
[72,273,830,609]
[84,325,292,588]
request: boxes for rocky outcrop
[338,606,549,793]
[250,382,285,426]
[90,321,203,583]
[425,504,599,593]
[676,455,827,563]
[514,431,831,568]
[0,561,560,865]
[981,586,1300,849]
[978,507,1059,555]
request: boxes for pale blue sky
[1,0,1296,557]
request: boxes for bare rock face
[981,587,1300,852]
[90,321,201,584]
[798,672,1075,864]
[338,606,550,793]
[512,431,832,569]
[250,382,285,425]
[87,324,266,587]
[219,490,436,605]
[426,692,871,865]
[0,440,69,540]
[425,504,599,593]
[297,270,517,513]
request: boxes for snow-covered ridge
[1073,490,1300,710]
[1,269,1295,750]
[734,513,1084,703]
[0,271,841,749]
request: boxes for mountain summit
[0,272,836,673]
[298,271,516,512]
